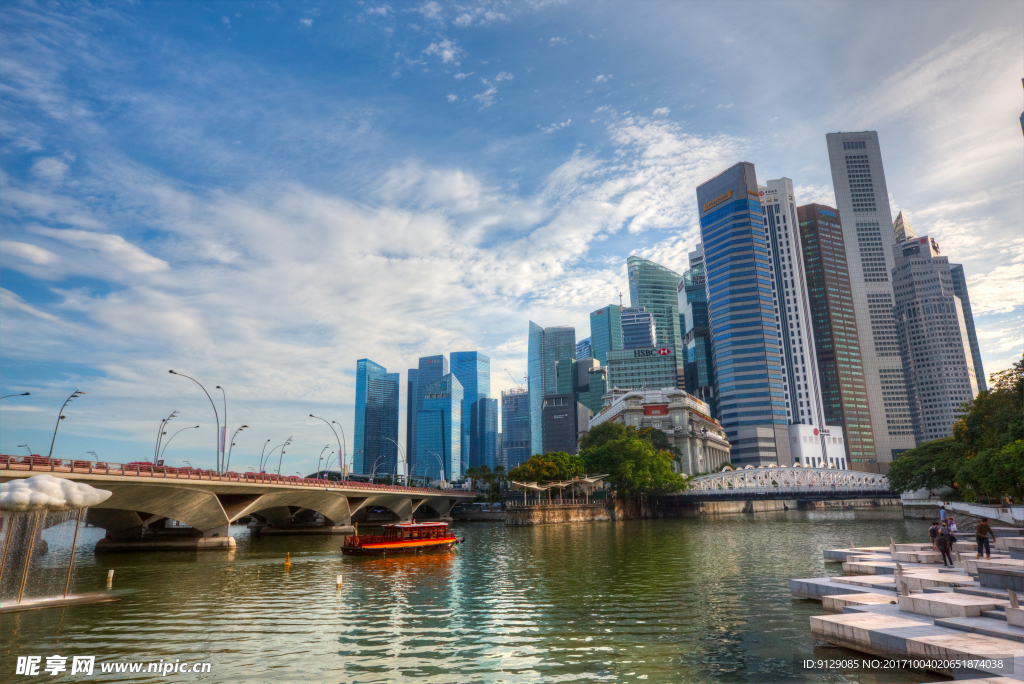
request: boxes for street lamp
[87,451,98,459]
[309,414,347,479]
[224,425,250,473]
[382,437,408,485]
[316,444,331,477]
[258,439,271,472]
[215,386,228,472]
[426,450,446,488]
[159,425,200,464]
[277,437,293,476]
[370,454,387,482]
[169,371,220,472]
[262,439,289,473]
[48,390,87,458]
[155,410,179,462]
[0,392,30,400]
[18,444,32,456]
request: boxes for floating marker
[336,574,343,588]
[284,552,292,568]
[106,569,114,588]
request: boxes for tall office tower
[501,388,531,468]
[353,359,400,475]
[408,354,449,476]
[541,394,592,455]
[469,398,499,469]
[620,307,657,349]
[759,178,826,429]
[893,212,917,243]
[892,236,979,442]
[949,264,987,392]
[826,132,916,464]
[798,204,877,470]
[589,305,622,365]
[415,373,463,480]
[696,162,791,466]
[627,256,685,387]
[678,246,718,417]
[607,346,678,391]
[553,357,606,417]
[405,368,417,467]
[576,338,592,360]
[527,322,576,455]
[451,351,491,476]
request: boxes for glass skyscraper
[576,337,592,360]
[414,373,463,480]
[620,306,656,349]
[589,305,622,365]
[527,322,576,455]
[679,246,717,417]
[469,397,499,469]
[353,359,399,475]
[451,351,491,476]
[949,264,986,392]
[627,256,684,387]
[500,388,530,469]
[696,162,790,462]
[408,354,448,477]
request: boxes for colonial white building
[589,388,731,475]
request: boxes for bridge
[1,456,474,551]
[676,465,892,501]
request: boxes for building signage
[701,190,732,213]
[630,348,673,358]
[817,208,837,218]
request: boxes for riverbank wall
[652,496,901,518]
[505,503,610,526]
[901,499,1024,526]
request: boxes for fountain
[1,474,116,613]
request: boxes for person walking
[928,521,941,551]
[937,523,954,567]
[939,505,948,524]
[975,517,995,559]
[947,517,958,534]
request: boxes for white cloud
[418,1,444,22]
[4,241,60,266]
[653,107,670,117]
[365,6,391,17]
[299,18,313,27]
[221,16,231,28]
[473,80,499,107]
[29,226,169,274]
[549,36,569,45]
[453,72,472,80]
[1,288,66,325]
[447,93,459,102]
[423,38,464,64]
[716,103,733,109]
[494,71,513,82]
[31,156,70,181]
[966,240,1024,316]
[541,119,571,133]
[594,74,612,83]
[793,184,836,208]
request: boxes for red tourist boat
[341,522,459,556]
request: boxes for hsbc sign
[632,348,673,358]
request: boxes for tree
[507,452,583,483]
[580,430,686,500]
[886,437,963,493]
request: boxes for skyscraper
[415,373,463,480]
[607,346,678,391]
[892,236,979,442]
[949,264,987,392]
[576,338,592,360]
[678,246,717,417]
[798,203,876,470]
[451,351,491,476]
[408,354,449,476]
[469,398,499,469]
[826,132,916,463]
[405,368,417,466]
[500,388,531,469]
[620,307,656,349]
[353,359,399,475]
[893,211,917,243]
[527,322,576,455]
[696,162,792,466]
[589,305,622,365]
[541,394,592,455]
[627,256,685,387]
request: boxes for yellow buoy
[284,552,292,568]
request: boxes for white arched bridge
[678,466,891,501]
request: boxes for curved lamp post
[48,390,87,458]
[309,414,346,479]
[382,437,408,485]
[18,445,32,456]
[258,439,271,473]
[262,440,289,473]
[370,454,387,483]
[155,410,179,462]
[224,425,250,473]
[215,386,227,472]
[426,450,446,488]
[276,437,293,476]
[316,444,331,477]
[169,371,220,472]
[159,425,200,464]
[0,392,30,400]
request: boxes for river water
[2,508,947,683]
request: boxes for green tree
[507,452,583,482]
[885,437,963,493]
[580,430,686,500]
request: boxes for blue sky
[2,0,1021,474]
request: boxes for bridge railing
[0,455,465,496]
[506,499,605,508]
[676,484,892,497]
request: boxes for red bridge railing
[0,455,465,496]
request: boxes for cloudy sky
[2,0,1020,474]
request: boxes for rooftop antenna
[618,292,624,307]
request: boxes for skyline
[1,1,1021,473]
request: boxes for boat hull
[342,538,457,556]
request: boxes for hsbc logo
[813,428,819,436]
[631,348,673,358]
[657,348,671,355]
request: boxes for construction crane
[505,369,525,391]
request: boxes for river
[2,508,947,683]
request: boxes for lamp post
[18,445,32,456]
[169,371,220,472]
[382,437,407,485]
[215,386,227,473]
[258,439,271,473]
[48,390,87,459]
[370,454,387,483]
[309,414,347,479]
[155,410,178,462]
[159,425,200,465]
[0,392,30,400]
[316,444,331,478]
[224,425,250,473]
[277,437,293,476]
[426,450,446,488]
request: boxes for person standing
[937,523,953,567]
[948,517,958,534]
[928,521,941,551]
[975,517,995,559]
[939,506,948,524]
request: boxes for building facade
[798,203,877,470]
[527,322,576,455]
[405,368,417,470]
[696,162,791,466]
[414,373,463,480]
[409,355,449,477]
[576,338,592,360]
[893,211,917,243]
[892,236,979,442]
[627,256,685,387]
[589,388,731,475]
[469,397,499,470]
[450,351,491,477]
[541,394,592,455]
[949,264,987,392]
[607,346,678,392]
[679,245,718,418]
[788,424,848,469]
[353,359,399,475]
[826,132,916,465]
[500,388,531,469]
[620,306,657,349]
[589,305,622,365]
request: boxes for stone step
[1007,606,1024,628]
[961,557,1023,575]
[790,577,895,601]
[831,575,898,590]
[994,536,1023,551]
[978,566,1024,592]
[933,616,1024,643]
[955,586,1014,600]
[892,550,944,564]
[897,573,978,592]
[897,593,1008,618]
[981,609,1007,621]
[822,592,898,614]
[842,561,898,575]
